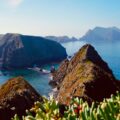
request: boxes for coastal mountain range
[46,27,120,43]
[80,26,120,43]
[0,26,120,69]
[0,26,120,44]
[45,36,78,43]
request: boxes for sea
[0,41,120,96]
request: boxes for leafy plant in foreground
[12,92,120,120]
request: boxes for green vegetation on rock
[12,91,120,120]
[53,44,120,105]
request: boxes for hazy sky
[0,0,120,37]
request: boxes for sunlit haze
[0,0,120,37]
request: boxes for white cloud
[7,0,23,7]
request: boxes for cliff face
[0,33,67,69]
[54,44,120,105]
[52,59,69,84]
[0,77,42,120]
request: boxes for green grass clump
[12,91,120,120]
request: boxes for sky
[0,0,120,38]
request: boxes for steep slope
[0,76,42,120]
[53,44,120,105]
[80,27,120,43]
[0,33,67,69]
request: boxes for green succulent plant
[12,91,120,120]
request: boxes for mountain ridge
[45,36,78,43]
[52,44,120,105]
[1,26,120,43]
[80,26,120,42]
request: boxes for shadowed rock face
[52,59,69,84]
[53,44,120,105]
[0,77,42,120]
[0,33,67,69]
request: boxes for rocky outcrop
[49,59,69,88]
[0,33,67,69]
[53,44,120,105]
[0,77,42,120]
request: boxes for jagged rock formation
[0,33,67,69]
[53,44,120,105]
[49,59,69,88]
[0,76,42,120]
[45,36,78,43]
[80,27,120,43]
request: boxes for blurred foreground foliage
[12,91,120,120]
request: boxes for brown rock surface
[54,44,120,105]
[50,59,69,87]
[0,76,42,120]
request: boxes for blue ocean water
[0,69,52,96]
[0,41,120,96]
